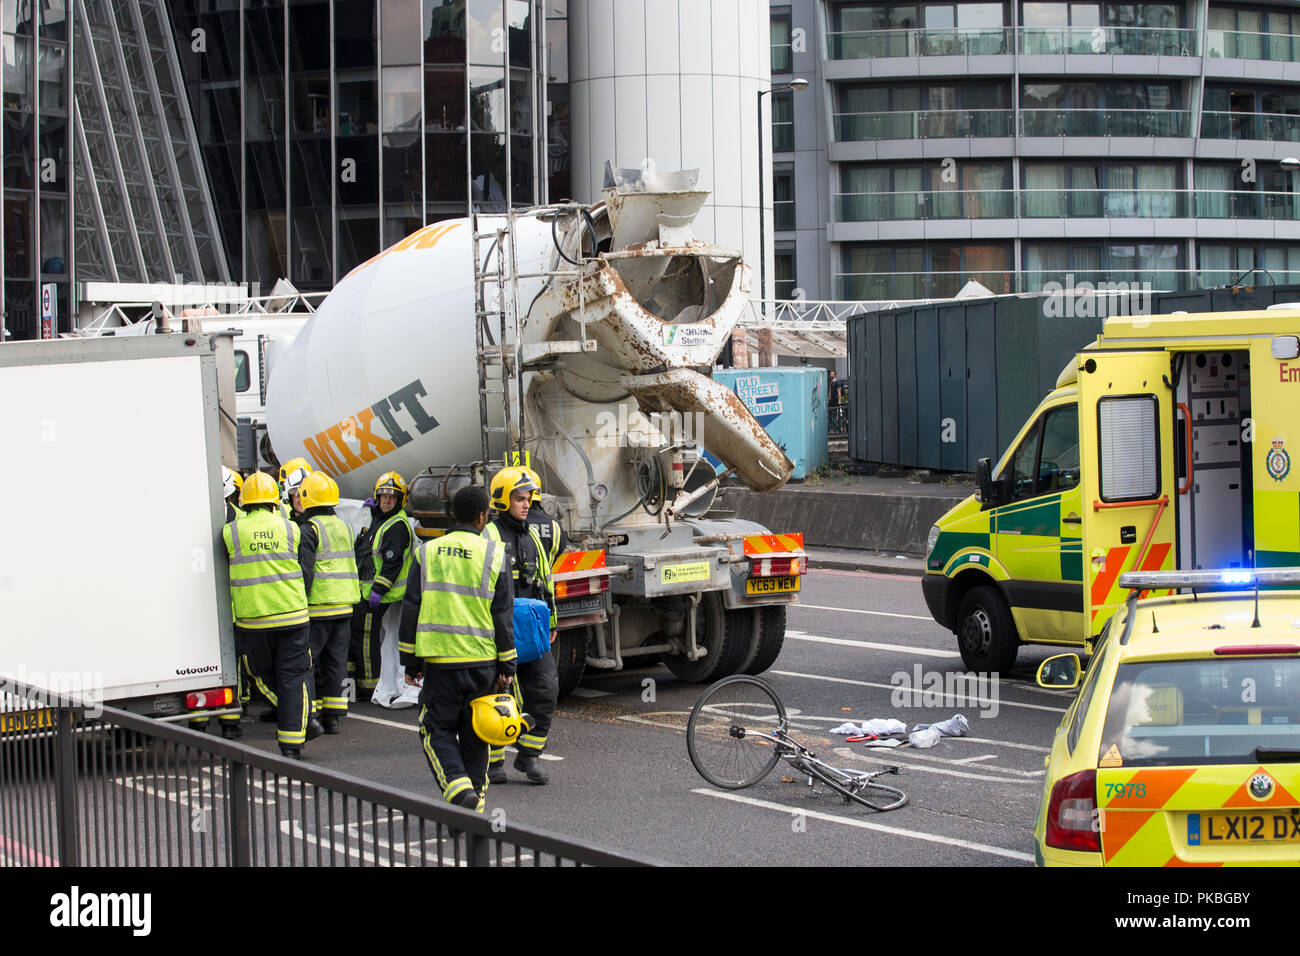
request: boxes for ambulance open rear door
[1077,350,1178,636]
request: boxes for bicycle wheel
[805,762,908,812]
[687,675,787,789]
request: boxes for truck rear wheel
[956,585,1019,674]
[665,592,745,683]
[554,627,589,700]
[742,605,787,676]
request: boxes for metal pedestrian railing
[0,682,653,867]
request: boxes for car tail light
[186,687,235,711]
[1044,769,1100,852]
[748,555,808,578]
[555,574,609,599]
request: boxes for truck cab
[923,309,1300,672]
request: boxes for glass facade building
[773,0,1300,302]
[0,0,566,341]
[169,0,566,290]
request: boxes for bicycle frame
[729,723,907,810]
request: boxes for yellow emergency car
[1034,568,1300,867]
[923,309,1300,672]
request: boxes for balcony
[835,269,1194,299]
[1019,108,1189,137]
[825,25,1198,59]
[1019,25,1197,56]
[1201,111,1300,142]
[827,27,1012,59]
[1206,30,1300,62]
[833,108,1013,141]
[832,189,1300,223]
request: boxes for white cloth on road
[830,718,908,736]
[908,727,941,748]
[371,605,421,708]
[911,714,970,737]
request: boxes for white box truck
[0,333,237,719]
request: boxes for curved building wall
[568,0,773,298]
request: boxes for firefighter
[284,466,312,522]
[222,471,323,758]
[190,467,249,736]
[519,465,568,566]
[223,467,245,524]
[298,471,360,733]
[399,485,516,810]
[349,471,413,701]
[483,467,557,786]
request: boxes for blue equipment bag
[512,597,551,664]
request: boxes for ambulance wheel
[742,605,787,676]
[666,592,745,683]
[554,627,589,700]
[956,585,1019,674]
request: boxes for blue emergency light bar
[1118,568,1300,590]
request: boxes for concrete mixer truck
[265,164,807,696]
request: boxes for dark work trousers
[309,615,351,716]
[417,664,497,811]
[348,602,388,693]
[239,623,311,749]
[489,650,558,765]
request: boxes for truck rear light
[748,555,807,577]
[1044,770,1100,852]
[555,575,609,599]
[185,687,235,711]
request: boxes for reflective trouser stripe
[360,609,377,689]
[278,684,310,746]
[418,705,450,793]
[322,695,348,713]
[248,658,277,708]
[442,777,474,804]
[517,733,546,752]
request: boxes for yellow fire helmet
[240,471,280,507]
[470,693,523,747]
[374,471,408,503]
[489,466,540,512]
[299,471,340,509]
[279,457,313,485]
[519,465,543,504]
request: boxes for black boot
[320,714,340,735]
[220,723,244,740]
[280,746,302,760]
[488,761,507,786]
[305,718,325,742]
[514,751,548,785]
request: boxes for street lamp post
[757,78,808,313]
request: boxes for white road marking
[691,788,1033,863]
[785,629,958,659]
[947,736,1051,754]
[792,603,933,622]
[349,712,563,760]
[952,754,999,764]
[830,748,1042,784]
[770,670,1068,714]
[569,687,613,698]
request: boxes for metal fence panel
[938,305,968,470]
[915,307,942,469]
[896,309,919,467]
[0,684,654,868]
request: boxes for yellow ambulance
[922,308,1300,672]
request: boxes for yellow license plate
[1188,810,1300,846]
[0,708,54,735]
[746,575,801,595]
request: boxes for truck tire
[554,627,589,700]
[665,592,746,683]
[956,585,1019,674]
[743,605,787,676]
